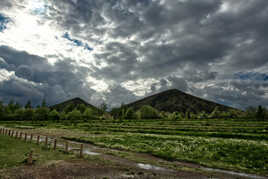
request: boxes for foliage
[35,107,49,121]
[99,102,108,115]
[48,109,60,121]
[256,105,266,120]
[25,100,32,109]
[138,105,160,119]
[83,108,98,120]
[67,109,82,125]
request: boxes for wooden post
[0,128,2,134]
[30,134,33,142]
[37,136,40,145]
[8,130,10,136]
[80,144,83,158]
[19,132,22,139]
[11,130,14,137]
[53,139,57,150]
[15,131,18,138]
[27,150,33,165]
[45,136,48,146]
[65,141,69,152]
[25,133,27,141]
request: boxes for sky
[0,0,268,109]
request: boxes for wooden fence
[0,128,84,158]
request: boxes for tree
[14,102,21,110]
[0,101,5,120]
[83,108,95,120]
[125,107,137,119]
[67,109,82,125]
[35,107,49,121]
[63,104,75,113]
[24,108,35,122]
[7,100,17,113]
[256,105,265,120]
[139,105,160,119]
[59,111,67,121]
[41,99,47,107]
[77,104,87,113]
[25,100,32,109]
[48,109,60,122]
[15,108,25,121]
[99,102,108,115]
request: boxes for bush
[138,105,160,119]
[67,109,82,125]
[48,109,60,121]
[83,108,95,120]
[125,108,137,119]
[35,107,49,121]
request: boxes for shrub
[48,109,60,121]
[138,105,160,119]
[83,108,95,120]
[67,109,82,125]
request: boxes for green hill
[50,97,99,112]
[125,89,237,113]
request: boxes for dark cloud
[0,46,96,106]
[1,0,268,108]
[0,1,12,10]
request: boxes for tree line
[0,99,267,122]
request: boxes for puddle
[202,167,267,179]
[137,163,170,172]
[57,143,64,147]
[84,149,100,156]
[121,174,135,178]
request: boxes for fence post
[0,128,2,134]
[25,133,27,141]
[27,150,33,165]
[53,139,57,150]
[15,131,18,138]
[45,136,48,146]
[30,134,33,142]
[80,144,83,158]
[8,130,10,136]
[37,136,40,145]
[19,132,22,139]
[65,141,69,152]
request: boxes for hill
[125,89,236,113]
[50,97,99,112]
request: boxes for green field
[0,135,70,169]
[1,118,268,175]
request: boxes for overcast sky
[0,0,268,109]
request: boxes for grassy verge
[0,135,71,169]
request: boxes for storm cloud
[0,0,268,109]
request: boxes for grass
[0,135,71,169]
[68,134,268,174]
[1,118,268,175]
